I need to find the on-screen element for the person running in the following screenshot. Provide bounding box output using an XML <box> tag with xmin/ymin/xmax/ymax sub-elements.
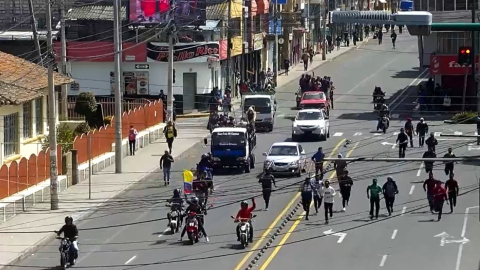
<box><xmin>422</xmin><ymin>149</ymin><xmax>436</xmax><ymax>174</ymax></box>
<box><xmin>382</xmin><ymin>176</ymin><xmax>398</xmax><ymax>216</ymax></box>
<box><xmin>443</xmin><ymin>148</ymin><xmax>456</xmax><ymax>175</ymax></box>
<box><xmin>416</xmin><ymin>118</ymin><xmax>429</xmax><ymax>147</ymax></box>
<box><xmin>396</xmin><ymin>128</ymin><xmax>409</xmax><ymax>158</ymax></box>
<box><xmin>391</xmin><ymin>30</ymin><xmax>397</xmax><ymax>49</ymax></box>
<box><xmin>259</xmin><ymin>169</ymin><xmax>276</xmax><ymax>211</ymax></box>
<box><xmin>423</xmin><ymin>172</ymin><xmax>439</xmax><ymax>213</ymax></box>
<box><xmin>163</xmin><ymin>121</ymin><xmax>178</xmax><ymax>154</ymax></box>
<box><xmin>312</xmin><ymin>175</ymin><xmax>324</xmax><ymax>214</ymax></box>
<box><xmin>311</xmin><ymin>147</ymin><xmax>325</xmax><ymax>178</ymax></box>
<box><xmin>322</xmin><ymin>180</ymin><xmax>336</xmax><ymax>224</ymax></box>
<box><xmin>367</xmin><ymin>179</ymin><xmax>382</xmax><ymax>219</ymax></box>
<box><xmin>301</xmin><ymin>177</ymin><xmax>314</xmax><ymax>220</ymax></box>
<box><xmin>338</xmin><ymin>170</ymin><xmax>353</xmax><ymax>212</ymax></box>
<box><xmin>160</xmin><ymin>150</ymin><xmax>174</xmax><ymax>186</ymax></box>
<box><xmin>404</xmin><ymin>117</ymin><xmax>414</xmax><ymax>147</ymax></box>
<box><xmin>445</xmin><ymin>173</ymin><xmax>459</xmax><ymax>213</ymax></box>
<box><xmin>433</xmin><ymin>181</ymin><xmax>448</xmax><ymax>221</ymax></box>
<box><xmin>426</xmin><ymin>133</ymin><xmax>438</xmax><ymax>152</ymax></box>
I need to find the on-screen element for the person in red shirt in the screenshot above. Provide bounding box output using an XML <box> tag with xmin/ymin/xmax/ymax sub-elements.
<box><xmin>433</xmin><ymin>182</ymin><xmax>448</xmax><ymax>221</ymax></box>
<box><xmin>235</xmin><ymin>198</ymin><xmax>256</xmax><ymax>243</ymax></box>
<box><xmin>445</xmin><ymin>173</ymin><xmax>459</xmax><ymax>213</ymax></box>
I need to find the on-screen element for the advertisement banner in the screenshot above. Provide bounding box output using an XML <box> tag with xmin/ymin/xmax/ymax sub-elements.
<box><xmin>430</xmin><ymin>55</ymin><xmax>479</xmax><ymax>75</ymax></box>
<box><xmin>183</xmin><ymin>170</ymin><xmax>194</xmax><ymax>195</ymax></box>
<box><xmin>129</xmin><ymin>0</ymin><xmax>206</xmax><ymax>26</ymax></box>
<box><xmin>147</xmin><ymin>42</ymin><xmax>220</xmax><ymax>62</ymax></box>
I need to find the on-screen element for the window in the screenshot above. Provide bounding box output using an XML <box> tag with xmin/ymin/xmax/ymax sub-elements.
<box><xmin>437</xmin><ymin>32</ymin><xmax>471</xmax><ymax>54</ymax></box>
<box><xmin>35</xmin><ymin>98</ymin><xmax>43</xmax><ymax>135</ymax></box>
<box><xmin>23</xmin><ymin>102</ymin><xmax>32</xmax><ymax>138</ymax></box>
<box><xmin>4</xmin><ymin>113</ymin><xmax>19</xmax><ymax>158</ymax></box>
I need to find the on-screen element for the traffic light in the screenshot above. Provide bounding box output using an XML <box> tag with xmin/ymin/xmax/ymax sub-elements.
<box><xmin>173</xmin><ymin>69</ymin><xmax>176</xmax><ymax>83</ymax></box>
<box><xmin>458</xmin><ymin>46</ymin><xmax>472</xmax><ymax>65</ymax></box>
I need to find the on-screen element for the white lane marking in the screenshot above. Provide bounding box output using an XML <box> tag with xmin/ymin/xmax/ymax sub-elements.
<box><xmin>434</xmin><ymin>132</ymin><xmax>442</xmax><ymax>137</ymax></box>
<box><xmin>401</xmin><ymin>206</ymin><xmax>407</xmax><ymax>216</ymax></box>
<box><xmin>335</xmin><ymin>56</ymin><xmax>401</xmax><ymax>103</ymax></box>
<box><xmin>373</xmin><ymin>133</ymin><xmax>382</xmax><ymax>136</ymax></box>
<box><xmin>409</xmin><ymin>185</ymin><xmax>415</xmax><ymax>195</ymax></box>
<box><xmin>391</xmin><ymin>229</ymin><xmax>398</xmax><ymax>240</ymax></box>
<box><xmin>125</xmin><ymin>255</ymin><xmax>137</xmax><ymax>265</ymax></box>
<box><xmin>379</xmin><ymin>255</ymin><xmax>388</xmax><ymax>267</ymax></box>
<box><xmin>393</xmin><ymin>132</ymin><xmax>399</xmax><ymax>135</ymax></box>
<box><xmin>159</xmin><ymin>227</ymin><xmax>170</xmax><ymax>237</ymax></box>
<box><xmin>416</xmin><ymin>163</ymin><xmax>423</xmax><ymax>177</ymax></box>
<box><xmin>277</xmin><ymin>114</ymin><xmax>285</xmax><ymax>118</ymax></box>
<box><xmin>455</xmin><ymin>206</ymin><xmax>480</xmax><ymax>270</ymax></box>
<box><xmin>333</xmin><ymin>132</ymin><xmax>343</xmax><ymax>136</ymax></box>
<box><xmin>353</xmin><ymin>132</ymin><xmax>362</xmax><ymax>136</ymax></box>
<box><xmin>390</xmin><ymin>69</ymin><xmax>429</xmax><ymax>111</ymax></box>
<box><xmin>454</xmin><ymin>131</ymin><xmax>463</xmax><ymax>135</ymax></box>
<box><xmin>468</xmin><ymin>145</ymin><xmax>480</xmax><ymax>151</ymax></box>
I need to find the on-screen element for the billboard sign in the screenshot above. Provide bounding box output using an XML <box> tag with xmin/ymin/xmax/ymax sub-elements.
<box><xmin>147</xmin><ymin>42</ymin><xmax>220</xmax><ymax>62</ymax></box>
<box><xmin>129</xmin><ymin>0</ymin><xmax>206</xmax><ymax>26</ymax></box>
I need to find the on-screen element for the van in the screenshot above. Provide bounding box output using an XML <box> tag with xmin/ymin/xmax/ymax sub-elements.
<box><xmin>242</xmin><ymin>94</ymin><xmax>276</xmax><ymax>132</ymax></box>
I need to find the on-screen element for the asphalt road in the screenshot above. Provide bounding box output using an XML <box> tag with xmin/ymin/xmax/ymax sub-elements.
<box><xmin>8</xmin><ymin>33</ymin><xmax>480</xmax><ymax>270</ymax></box>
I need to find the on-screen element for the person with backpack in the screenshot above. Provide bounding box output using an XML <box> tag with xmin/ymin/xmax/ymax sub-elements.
<box><xmin>128</xmin><ymin>125</ymin><xmax>138</xmax><ymax>156</ymax></box>
<box><xmin>301</xmin><ymin>177</ymin><xmax>314</xmax><ymax>221</ymax></box>
<box><xmin>163</xmin><ymin>121</ymin><xmax>178</xmax><ymax>154</ymax></box>
<box><xmin>382</xmin><ymin>177</ymin><xmax>398</xmax><ymax>216</ymax></box>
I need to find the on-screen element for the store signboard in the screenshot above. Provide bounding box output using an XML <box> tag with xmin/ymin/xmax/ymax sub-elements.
<box><xmin>110</xmin><ymin>71</ymin><xmax>150</xmax><ymax>95</ymax></box>
<box><xmin>129</xmin><ymin>0</ymin><xmax>206</xmax><ymax>26</ymax></box>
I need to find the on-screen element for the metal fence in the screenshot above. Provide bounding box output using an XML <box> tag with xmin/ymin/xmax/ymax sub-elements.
<box><xmin>67</xmin><ymin>96</ymin><xmax>151</xmax><ymax>120</ymax></box>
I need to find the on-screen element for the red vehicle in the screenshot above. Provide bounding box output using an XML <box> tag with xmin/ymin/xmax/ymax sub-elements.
<box><xmin>186</xmin><ymin>213</ymin><xmax>200</xmax><ymax>244</ymax></box>
<box><xmin>298</xmin><ymin>91</ymin><xmax>330</xmax><ymax>115</ymax></box>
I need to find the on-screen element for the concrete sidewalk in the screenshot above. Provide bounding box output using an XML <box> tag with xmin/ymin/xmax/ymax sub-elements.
<box><xmin>0</xmin><ymin>126</ymin><xmax>207</xmax><ymax>269</ymax></box>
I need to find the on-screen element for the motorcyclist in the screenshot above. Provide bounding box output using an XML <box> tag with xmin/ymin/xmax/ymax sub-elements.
<box><xmin>235</xmin><ymin>198</ymin><xmax>256</xmax><ymax>243</ymax></box>
<box><xmin>181</xmin><ymin>197</ymin><xmax>209</xmax><ymax>242</ymax></box>
<box><xmin>422</xmin><ymin>149</ymin><xmax>436</xmax><ymax>174</ymax></box>
<box><xmin>396</xmin><ymin>128</ymin><xmax>409</xmax><ymax>158</ymax></box>
<box><xmin>246</xmin><ymin>106</ymin><xmax>256</xmax><ymax>124</ymax></box>
<box><xmin>198</xmin><ymin>153</ymin><xmax>213</xmax><ymax>180</ymax></box>
<box><xmin>56</xmin><ymin>216</ymin><xmax>79</xmax><ymax>262</ymax></box>
<box><xmin>377</xmin><ymin>104</ymin><xmax>390</xmax><ymax>132</ymax></box>
<box><xmin>426</xmin><ymin>132</ymin><xmax>438</xmax><ymax>152</ymax></box>
<box><xmin>373</xmin><ymin>86</ymin><xmax>385</xmax><ymax>101</ymax></box>
<box><xmin>416</xmin><ymin>118</ymin><xmax>429</xmax><ymax>147</ymax></box>
<box><xmin>404</xmin><ymin>117</ymin><xmax>414</xmax><ymax>147</ymax></box>
<box><xmin>380</xmin><ymin>103</ymin><xmax>390</xmax><ymax>118</ymax></box>
<box><xmin>167</xmin><ymin>189</ymin><xmax>184</xmax><ymax>224</ymax></box>
<box><xmin>311</xmin><ymin>147</ymin><xmax>325</xmax><ymax>178</ymax></box>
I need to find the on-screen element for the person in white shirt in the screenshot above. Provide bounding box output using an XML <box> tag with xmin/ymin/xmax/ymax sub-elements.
<box><xmin>322</xmin><ymin>180</ymin><xmax>336</xmax><ymax>224</ymax></box>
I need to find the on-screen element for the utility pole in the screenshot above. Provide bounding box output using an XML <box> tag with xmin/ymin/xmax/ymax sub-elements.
<box><xmin>273</xmin><ymin>0</ymin><xmax>278</xmax><ymax>85</ymax></box>
<box><xmin>472</xmin><ymin>2</ymin><xmax>478</xmax><ymax>112</ymax></box>
<box><xmin>226</xmin><ymin>0</ymin><xmax>232</xmax><ymax>89</ymax></box>
<box><xmin>241</xmin><ymin>3</ymin><xmax>246</xmax><ymax>82</ymax></box>
<box><xmin>46</xmin><ymin>0</ymin><xmax>59</xmax><ymax>210</ymax></box>
<box><xmin>113</xmin><ymin>0</ymin><xmax>123</xmax><ymax>173</ymax></box>
<box><xmin>167</xmin><ymin>0</ymin><xmax>176</xmax><ymax>121</ymax></box>
<box><xmin>60</xmin><ymin>0</ymin><xmax>68</xmax><ymax>120</ymax></box>
<box><xmin>28</xmin><ymin>0</ymin><xmax>43</xmax><ymax>66</ymax></box>
<box><xmin>321</xmin><ymin>0</ymin><xmax>327</xmax><ymax>60</ymax></box>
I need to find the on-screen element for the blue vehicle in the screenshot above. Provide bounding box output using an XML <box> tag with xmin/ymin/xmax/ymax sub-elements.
<box><xmin>208</xmin><ymin>127</ymin><xmax>256</xmax><ymax>173</ymax></box>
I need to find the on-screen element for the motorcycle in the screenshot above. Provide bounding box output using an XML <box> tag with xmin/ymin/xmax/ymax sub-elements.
<box><xmin>231</xmin><ymin>215</ymin><xmax>256</xmax><ymax>249</ymax></box>
<box><xmin>378</xmin><ymin>116</ymin><xmax>389</xmax><ymax>133</ymax></box>
<box><xmin>57</xmin><ymin>237</ymin><xmax>77</xmax><ymax>270</ymax></box>
<box><xmin>186</xmin><ymin>213</ymin><xmax>203</xmax><ymax>245</ymax></box>
<box><xmin>168</xmin><ymin>204</ymin><xmax>182</xmax><ymax>233</ymax></box>
<box><xmin>373</xmin><ymin>95</ymin><xmax>385</xmax><ymax>110</ymax></box>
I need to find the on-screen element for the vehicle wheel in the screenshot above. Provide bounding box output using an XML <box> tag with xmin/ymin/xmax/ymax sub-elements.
<box><xmin>60</xmin><ymin>253</ymin><xmax>67</xmax><ymax>270</ymax></box>
<box><xmin>188</xmin><ymin>233</ymin><xmax>194</xmax><ymax>245</ymax></box>
<box><xmin>170</xmin><ymin>224</ymin><xmax>176</xmax><ymax>233</ymax></box>
<box><xmin>296</xmin><ymin>167</ymin><xmax>302</xmax><ymax>177</ymax></box>
<box><xmin>327</xmin><ymin>128</ymin><xmax>330</xmax><ymax>138</ymax></box>
<box><xmin>240</xmin><ymin>234</ymin><xmax>247</xmax><ymax>249</ymax></box>
<box><xmin>292</xmin><ymin>134</ymin><xmax>298</xmax><ymax>142</ymax></box>
<box><xmin>245</xmin><ymin>159</ymin><xmax>251</xmax><ymax>173</ymax></box>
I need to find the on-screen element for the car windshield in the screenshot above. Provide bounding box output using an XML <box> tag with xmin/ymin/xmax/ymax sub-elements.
<box><xmin>244</xmin><ymin>98</ymin><xmax>271</xmax><ymax>114</ymax></box>
<box><xmin>269</xmin><ymin>145</ymin><xmax>298</xmax><ymax>156</ymax></box>
<box><xmin>302</xmin><ymin>92</ymin><xmax>325</xmax><ymax>100</ymax></box>
<box><xmin>296</xmin><ymin>111</ymin><xmax>323</xmax><ymax>121</ymax></box>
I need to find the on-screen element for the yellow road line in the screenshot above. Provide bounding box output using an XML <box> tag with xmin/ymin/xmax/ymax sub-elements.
<box><xmin>258</xmin><ymin>141</ymin><xmax>358</xmax><ymax>270</ymax></box>
<box><xmin>232</xmin><ymin>139</ymin><xmax>345</xmax><ymax>270</ymax></box>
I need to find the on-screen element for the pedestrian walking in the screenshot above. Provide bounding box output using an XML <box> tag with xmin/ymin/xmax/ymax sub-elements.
<box><xmin>284</xmin><ymin>58</ymin><xmax>290</xmax><ymax>76</ymax></box>
<box><xmin>160</xmin><ymin>150</ymin><xmax>174</xmax><ymax>186</ymax></box>
<box><xmin>367</xmin><ymin>178</ymin><xmax>382</xmax><ymax>219</ymax></box>
<box><xmin>382</xmin><ymin>176</ymin><xmax>398</xmax><ymax>216</ymax></box>
<box><xmin>128</xmin><ymin>125</ymin><xmax>138</xmax><ymax>156</ymax></box>
<box><xmin>433</xmin><ymin>181</ymin><xmax>448</xmax><ymax>221</ymax></box>
<box><xmin>396</xmin><ymin>128</ymin><xmax>408</xmax><ymax>158</ymax></box>
<box><xmin>422</xmin><ymin>149</ymin><xmax>436</xmax><ymax>174</ymax></box>
<box><xmin>163</xmin><ymin>121</ymin><xmax>177</xmax><ymax>154</ymax></box>
<box><xmin>322</xmin><ymin>180</ymin><xmax>335</xmax><ymax>224</ymax></box>
<box><xmin>301</xmin><ymin>177</ymin><xmax>314</xmax><ymax>220</ymax></box>
<box><xmin>445</xmin><ymin>173</ymin><xmax>459</xmax><ymax>213</ymax></box>
<box><xmin>443</xmin><ymin>148</ymin><xmax>456</xmax><ymax>175</ymax></box>
<box><xmin>416</xmin><ymin>118</ymin><xmax>428</xmax><ymax>147</ymax></box>
<box><xmin>311</xmin><ymin>147</ymin><xmax>325</xmax><ymax>178</ymax></box>
<box><xmin>302</xmin><ymin>52</ymin><xmax>309</xmax><ymax>71</ymax></box>
<box><xmin>312</xmin><ymin>175</ymin><xmax>323</xmax><ymax>214</ymax></box>
<box><xmin>404</xmin><ymin>118</ymin><xmax>414</xmax><ymax>147</ymax></box>
<box><xmin>423</xmin><ymin>172</ymin><xmax>438</xmax><ymax>213</ymax></box>
<box><xmin>338</xmin><ymin>170</ymin><xmax>353</xmax><ymax>212</ymax></box>
<box><xmin>259</xmin><ymin>169</ymin><xmax>276</xmax><ymax>211</ymax></box>
<box><xmin>391</xmin><ymin>31</ymin><xmax>397</xmax><ymax>49</ymax></box>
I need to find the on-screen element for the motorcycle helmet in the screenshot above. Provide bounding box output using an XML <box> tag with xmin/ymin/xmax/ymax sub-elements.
<box><xmin>201</xmin><ymin>153</ymin><xmax>208</xmax><ymax>159</ymax></box>
<box><xmin>65</xmin><ymin>216</ymin><xmax>73</xmax><ymax>224</ymax></box>
<box><xmin>191</xmin><ymin>197</ymin><xmax>199</xmax><ymax>204</ymax></box>
<box><xmin>240</xmin><ymin>201</ymin><xmax>248</xmax><ymax>208</ymax></box>
<box><xmin>173</xmin><ymin>188</ymin><xmax>181</xmax><ymax>197</ymax></box>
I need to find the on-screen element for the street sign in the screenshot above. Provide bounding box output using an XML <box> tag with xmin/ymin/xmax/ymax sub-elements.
<box><xmin>135</xmin><ymin>64</ymin><xmax>149</xmax><ymax>69</ymax></box>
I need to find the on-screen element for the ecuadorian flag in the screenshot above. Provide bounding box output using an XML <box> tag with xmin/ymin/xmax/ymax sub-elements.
<box><xmin>183</xmin><ymin>170</ymin><xmax>194</xmax><ymax>194</ymax></box>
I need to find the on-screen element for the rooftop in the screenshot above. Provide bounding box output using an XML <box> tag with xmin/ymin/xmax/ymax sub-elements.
<box><xmin>0</xmin><ymin>52</ymin><xmax>73</xmax><ymax>105</ymax></box>
<box><xmin>65</xmin><ymin>5</ymin><xmax>127</xmax><ymax>21</ymax></box>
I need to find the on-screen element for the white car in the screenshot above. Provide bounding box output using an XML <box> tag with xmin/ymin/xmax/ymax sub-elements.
<box><xmin>263</xmin><ymin>142</ymin><xmax>307</xmax><ymax>176</ymax></box>
<box><xmin>291</xmin><ymin>109</ymin><xmax>330</xmax><ymax>141</ymax></box>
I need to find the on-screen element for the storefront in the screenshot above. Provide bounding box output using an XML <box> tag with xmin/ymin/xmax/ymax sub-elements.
<box><xmin>430</xmin><ymin>54</ymin><xmax>479</xmax><ymax>106</ymax></box>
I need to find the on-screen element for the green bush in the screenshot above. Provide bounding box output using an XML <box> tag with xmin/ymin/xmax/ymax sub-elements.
<box><xmin>74</xmin><ymin>92</ymin><xmax>97</xmax><ymax>117</ymax></box>
<box><xmin>42</xmin><ymin>123</ymin><xmax>74</xmax><ymax>154</ymax></box>
<box><xmin>104</xmin><ymin>116</ymin><xmax>112</xmax><ymax>126</ymax></box>
<box><xmin>451</xmin><ymin>111</ymin><xmax>477</xmax><ymax>124</ymax></box>
<box><xmin>74</xmin><ymin>122</ymin><xmax>91</xmax><ymax>136</ymax></box>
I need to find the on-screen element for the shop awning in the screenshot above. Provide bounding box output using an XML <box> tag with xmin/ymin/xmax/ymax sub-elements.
<box><xmin>206</xmin><ymin>2</ymin><xmax>228</xmax><ymax>20</ymax></box>
<box><xmin>256</xmin><ymin>0</ymin><xmax>269</xmax><ymax>14</ymax></box>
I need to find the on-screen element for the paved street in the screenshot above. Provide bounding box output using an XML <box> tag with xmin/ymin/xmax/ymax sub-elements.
<box><xmin>4</xmin><ymin>33</ymin><xmax>479</xmax><ymax>270</ymax></box>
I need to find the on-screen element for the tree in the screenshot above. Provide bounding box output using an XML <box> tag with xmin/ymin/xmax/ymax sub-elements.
<box><xmin>74</xmin><ymin>92</ymin><xmax>97</xmax><ymax>126</ymax></box>
<box><xmin>42</xmin><ymin>123</ymin><xmax>74</xmax><ymax>154</ymax></box>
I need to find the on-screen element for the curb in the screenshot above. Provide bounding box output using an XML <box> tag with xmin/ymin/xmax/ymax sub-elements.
<box><xmin>244</xmin><ymin>199</ymin><xmax>303</xmax><ymax>270</ymax></box>
<box><xmin>1</xmin><ymin>133</ymin><xmax>212</xmax><ymax>270</ymax></box>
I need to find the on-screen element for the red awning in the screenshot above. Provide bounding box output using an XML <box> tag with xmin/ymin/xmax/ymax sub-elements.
<box><xmin>256</xmin><ymin>0</ymin><xmax>269</xmax><ymax>14</ymax></box>
<box><xmin>250</xmin><ymin>0</ymin><xmax>257</xmax><ymax>17</ymax></box>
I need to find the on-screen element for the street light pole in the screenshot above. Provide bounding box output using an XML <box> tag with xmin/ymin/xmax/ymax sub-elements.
<box><xmin>167</xmin><ymin>0</ymin><xmax>176</xmax><ymax>122</ymax></box>
<box><xmin>273</xmin><ymin>0</ymin><xmax>278</xmax><ymax>85</ymax></box>
<box><xmin>113</xmin><ymin>0</ymin><xmax>123</xmax><ymax>173</ymax></box>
